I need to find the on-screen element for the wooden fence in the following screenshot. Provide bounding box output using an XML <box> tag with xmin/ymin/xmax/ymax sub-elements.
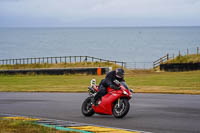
<box><xmin>0</xmin><ymin>56</ymin><xmax>126</xmax><ymax>68</ymax></box>
<box><xmin>153</xmin><ymin>47</ymin><xmax>199</xmax><ymax>69</ymax></box>
<box><xmin>153</xmin><ymin>54</ymin><xmax>170</xmax><ymax>68</ymax></box>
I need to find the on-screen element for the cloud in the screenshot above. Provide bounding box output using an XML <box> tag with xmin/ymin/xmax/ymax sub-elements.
<box><xmin>0</xmin><ymin>0</ymin><xmax>200</xmax><ymax>26</ymax></box>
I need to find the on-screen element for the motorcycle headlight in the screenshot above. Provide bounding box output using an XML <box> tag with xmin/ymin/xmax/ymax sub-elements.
<box><xmin>123</xmin><ymin>90</ymin><xmax>128</xmax><ymax>95</ymax></box>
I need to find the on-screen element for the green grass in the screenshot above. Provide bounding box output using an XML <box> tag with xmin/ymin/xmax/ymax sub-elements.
<box><xmin>165</xmin><ymin>54</ymin><xmax>200</xmax><ymax>64</ymax></box>
<box><xmin>0</xmin><ymin>74</ymin><xmax>104</xmax><ymax>92</ymax></box>
<box><xmin>0</xmin><ymin>70</ymin><xmax>200</xmax><ymax>94</ymax></box>
<box><xmin>0</xmin><ymin>119</ymin><xmax>76</xmax><ymax>133</ymax></box>
<box><xmin>126</xmin><ymin>70</ymin><xmax>200</xmax><ymax>94</ymax></box>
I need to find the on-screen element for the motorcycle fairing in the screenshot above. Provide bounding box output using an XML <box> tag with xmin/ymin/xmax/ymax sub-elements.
<box><xmin>92</xmin><ymin>88</ymin><xmax>122</xmax><ymax>115</ymax></box>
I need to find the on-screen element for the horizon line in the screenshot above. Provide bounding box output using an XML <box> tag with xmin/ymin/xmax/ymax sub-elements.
<box><xmin>0</xmin><ymin>25</ymin><xmax>200</xmax><ymax>28</ymax></box>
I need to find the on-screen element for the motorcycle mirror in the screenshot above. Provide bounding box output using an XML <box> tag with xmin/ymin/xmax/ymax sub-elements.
<box><xmin>130</xmin><ymin>89</ymin><xmax>134</xmax><ymax>93</ymax></box>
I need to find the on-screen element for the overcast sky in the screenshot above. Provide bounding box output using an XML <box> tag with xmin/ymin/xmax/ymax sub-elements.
<box><xmin>0</xmin><ymin>0</ymin><xmax>200</xmax><ymax>27</ymax></box>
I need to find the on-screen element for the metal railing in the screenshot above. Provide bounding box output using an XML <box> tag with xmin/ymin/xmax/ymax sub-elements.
<box><xmin>126</xmin><ymin>62</ymin><xmax>153</xmax><ymax>69</ymax></box>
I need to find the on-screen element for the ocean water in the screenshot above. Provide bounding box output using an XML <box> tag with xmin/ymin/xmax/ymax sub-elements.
<box><xmin>0</xmin><ymin>27</ymin><xmax>200</xmax><ymax>68</ymax></box>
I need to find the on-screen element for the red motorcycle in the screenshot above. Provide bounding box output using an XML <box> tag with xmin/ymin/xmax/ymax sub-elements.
<box><xmin>81</xmin><ymin>79</ymin><xmax>133</xmax><ymax>118</ymax></box>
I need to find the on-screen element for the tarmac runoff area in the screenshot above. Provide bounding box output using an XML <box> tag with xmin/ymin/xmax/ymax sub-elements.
<box><xmin>0</xmin><ymin>93</ymin><xmax>200</xmax><ymax>133</ymax></box>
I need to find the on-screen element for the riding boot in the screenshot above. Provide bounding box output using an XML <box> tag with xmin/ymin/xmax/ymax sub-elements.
<box><xmin>93</xmin><ymin>93</ymin><xmax>101</xmax><ymax>106</ymax></box>
<box><xmin>93</xmin><ymin>85</ymin><xmax>106</xmax><ymax>106</ymax></box>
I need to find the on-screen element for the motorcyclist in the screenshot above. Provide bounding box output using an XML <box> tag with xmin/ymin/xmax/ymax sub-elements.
<box><xmin>93</xmin><ymin>68</ymin><xmax>125</xmax><ymax>106</ymax></box>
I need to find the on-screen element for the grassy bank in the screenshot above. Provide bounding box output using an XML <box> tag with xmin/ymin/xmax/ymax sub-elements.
<box><xmin>0</xmin><ymin>62</ymin><xmax>120</xmax><ymax>70</ymax></box>
<box><xmin>0</xmin><ymin>70</ymin><xmax>200</xmax><ymax>94</ymax></box>
<box><xmin>0</xmin><ymin>119</ymin><xmax>75</xmax><ymax>133</ymax></box>
<box><xmin>166</xmin><ymin>54</ymin><xmax>200</xmax><ymax>64</ymax></box>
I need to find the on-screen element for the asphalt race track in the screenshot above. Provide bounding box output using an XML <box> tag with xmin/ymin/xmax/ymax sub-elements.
<box><xmin>0</xmin><ymin>92</ymin><xmax>200</xmax><ymax>133</ymax></box>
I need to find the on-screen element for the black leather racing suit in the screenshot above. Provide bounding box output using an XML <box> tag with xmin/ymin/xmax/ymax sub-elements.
<box><xmin>94</xmin><ymin>70</ymin><xmax>125</xmax><ymax>102</ymax></box>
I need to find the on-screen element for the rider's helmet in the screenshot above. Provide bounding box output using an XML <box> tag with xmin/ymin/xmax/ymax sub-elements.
<box><xmin>115</xmin><ymin>68</ymin><xmax>125</xmax><ymax>79</ymax></box>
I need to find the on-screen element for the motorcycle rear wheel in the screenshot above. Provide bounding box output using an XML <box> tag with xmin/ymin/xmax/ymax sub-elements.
<box><xmin>113</xmin><ymin>98</ymin><xmax>130</xmax><ymax>118</ymax></box>
<box><xmin>81</xmin><ymin>97</ymin><xmax>95</xmax><ymax>117</ymax></box>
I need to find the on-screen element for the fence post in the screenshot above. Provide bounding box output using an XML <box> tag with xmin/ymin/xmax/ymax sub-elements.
<box><xmin>153</xmin><ymin>62</ymin><xmax>155</xmax><ymax>69</ymax></box>
<box><xmin>160</xmin><ymin>58</ymin><xmax>162</xmax><ymax>64</ymax></box>
<box><xmin>55</xmin><ymin>57</ymin><xmax>57</xmax><ymax>64</ymax></box>
<box><xmin>197</xmin><ymin>47</ymin><xmax>199</xmax><ymax>55</ymax></box>
<box><xmin>75</xmin><ymin>56</ymin><xmax>76</xmax><ymax>63</ymax></box>
<box><xmin>167</xmin><ymin>53</ymin><xmax>169</xmax><ymax>60</ymax></box>
<box><xmin>50</xmin><ymin>57</ymin><xmax>52</xmax><ymax>64</ymax></box>
<box><xmin>70</xmin><ymin>56</ymin><xmax>71</xmax><ymax>63</ymax></box>
<box><xmin>64</xmin><ymin>56</ymin><xmax>66</xmax><ymax>64</ymax></box>
<box><xmin>179</xmin><ymin>51</ymin><xmax>181</xmax><ymax>56</ymax></box>
<box><xmin>187</xmin><ymin>48</ymin><xmax>189</xmax><ymax>55</ymax></box>
<box><xmin>84</xmin><ymin>56</ymin><xmax>87</xmax><ymax>62</ymax></box>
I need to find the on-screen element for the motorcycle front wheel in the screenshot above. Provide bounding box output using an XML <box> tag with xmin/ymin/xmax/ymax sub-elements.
<box><xmin>113</xmin><ymin>98</ymin><xmax>130</xmax><ymax>118</ymax></box>
<box><xmin>81</xmin><ymin>97</ymin><xmax>95</xmax><ymax>117</ymax></box>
